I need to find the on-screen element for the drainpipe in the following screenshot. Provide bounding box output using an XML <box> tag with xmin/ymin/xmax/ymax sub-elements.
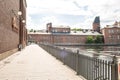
<box><xmin>18</xmin><ymin>0</ymin><xmax>23</xmax><ymax>51</ymax></box>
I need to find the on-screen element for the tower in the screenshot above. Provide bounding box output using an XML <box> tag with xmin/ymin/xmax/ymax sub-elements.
<box><xmin>93</xmin><ymin>16</ymin><xmax>100</xmax><ymax>33</ymax></box>
<box><xmin>46</xmin><ymin>23</ymin><xmax>52</xmax><ymax>32</ymax></box>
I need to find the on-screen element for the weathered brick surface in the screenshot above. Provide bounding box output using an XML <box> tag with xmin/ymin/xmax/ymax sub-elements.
<box><xmin>102</xmin><ymin>27</ymin><xmax>120</xmax><ymax>44</ymax></box>
<box><xmin>0</xmin><ymin>0</ymin><xmax>20</xmax><ymax>53</ymax></box>
<box><xmin>28</xmin><ymin>33</ymin><xmax>95</xmax><ymax>44</ymax></box>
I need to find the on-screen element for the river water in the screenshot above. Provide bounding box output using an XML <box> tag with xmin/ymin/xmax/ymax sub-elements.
<box><xmin>58</xmin><ymin>45</ymin><xmax>120</xmax><ymax>61</ymax></box>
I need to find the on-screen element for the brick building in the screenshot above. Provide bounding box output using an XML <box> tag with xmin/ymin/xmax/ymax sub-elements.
<box><xmin>102</xmin><ymin>22</ymin><xmax>120</xmax><ymax>44</ymax></box>
<box><xmin>46</xmin><ymin>23</ymin><xmax>70</xmax><ymax>33</ymax></box>
<box><xmin>28</xmin><ymin>24</ymin><xmax>102</xmax><ymax>45</ymax></box>
<box><xmin>93</xmin><ymin>16</ymin><xmax>101</xmax><ymax>33</ymax></box>
<box><xmin>0</xmin><ymin>0</ymin><xmax>27</xmax><ymax>60</ymax></box>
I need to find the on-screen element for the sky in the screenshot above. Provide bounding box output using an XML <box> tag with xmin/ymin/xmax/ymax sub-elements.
<box><xmin>26</xmin><ymin>0</ymin><xmax>120</xmax><ymax>30</ymax></box>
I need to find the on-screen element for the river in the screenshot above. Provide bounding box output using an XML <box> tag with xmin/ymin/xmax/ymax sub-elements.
<box><xmin>57</xmin><ymin>45</ymin><xmax>120</xmax><ymax>61</ymax></box>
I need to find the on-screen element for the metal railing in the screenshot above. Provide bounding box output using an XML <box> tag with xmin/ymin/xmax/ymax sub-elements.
<box><xmin>39</xmin><ymin>44</ymin><xmax>119</xmax><ymax>80</ymax></box>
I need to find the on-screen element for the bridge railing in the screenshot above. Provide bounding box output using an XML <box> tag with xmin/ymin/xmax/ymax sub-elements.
<box><xmin>39</xmin><ymin>44</ymin><xmax>120</xmax><ymax>80</ymax></box>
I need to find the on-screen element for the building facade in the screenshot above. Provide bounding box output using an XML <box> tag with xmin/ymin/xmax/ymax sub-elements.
<box><xmin>46</xmin><ymin>23</ymin><xmax>70</xmax><ymax>33</ymax></box>
<box><xmin>28</xmin><ymin>23</ymin><xmax>102</xmax><ymax>45</ymax></box>
<box><xmin>0</xmin><ymin>0</ymin><xmax>27</xmax><ymax>60</ymax></box>
<box><xmin>28</xmin><ymin>31</ymin><xmax>102</xmax><ymax>45</ymax></box>
<box><xmin>102</xmin><ymin>24</ymin><xmax>120</xmax><ymax>44</ymax></box>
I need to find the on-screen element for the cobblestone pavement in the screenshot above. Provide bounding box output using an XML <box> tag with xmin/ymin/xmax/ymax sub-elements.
<box><xmin>0</xmin><ymin>44</ymin><xmax>85</xmax><ymax>80</ymax></box>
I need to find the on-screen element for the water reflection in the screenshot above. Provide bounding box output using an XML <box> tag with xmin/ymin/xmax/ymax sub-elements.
<box><xmin>58</xmin><ymin>45</ymin><xmax>120</xmax><ymax>61</ymax></box>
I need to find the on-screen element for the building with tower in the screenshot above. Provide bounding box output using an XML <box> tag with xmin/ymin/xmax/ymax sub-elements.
<box><xmin>102</xmin><ymin>21</ymin><xmax>120</xmax><ymax>44</ymax></box>
<box><xmin>93</xmin><ymin>16</ymin><xmax>101</xmax><ymax>33</ymax></box>
<box><xmin>46</xmin><ymin>23</ymin><xmax>70</xmax><ymax>33</ymax></box>
<box><xmin>28</xmin><ymin>23</ymin><xmax>102</xmax><ymax>45</ymax></box>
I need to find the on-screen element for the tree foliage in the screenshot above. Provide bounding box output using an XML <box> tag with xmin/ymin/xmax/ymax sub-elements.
<box><xmin>86</xmin><ymin>35</ymin><xmax>103</xmax><ymax>44</ymax></box>
<box><xmin>86</xmin><ymin>36</ymin><xmax>94</xmax><ymax>43</ymax></box>
<box><xmin>71</xmin><ymin>28</ymin><xmax>82</xmax><ymax>32</ymax></box>
<box><xmin>94</xmin><ymin>35</ymin><xmax>103</xmax><ymax>43</ymax></box>
<box><xmin>29</xmin><ymin>29</ymin><xmax>34</xmax><ymax>32</ymax></box>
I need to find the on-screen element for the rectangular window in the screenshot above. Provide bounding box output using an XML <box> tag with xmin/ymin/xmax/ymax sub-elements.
<box><xmin>108</xmin><ymin>30</ymin><xmax>111</xmax><ymax>33</ymax></box>
<box><xmin>111</xmin><ymin>30</ymin><xmax>114</xmax><ymax>33</ymax></box>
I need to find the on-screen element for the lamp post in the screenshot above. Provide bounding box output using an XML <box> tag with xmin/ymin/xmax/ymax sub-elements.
<box><xmin>11</xmin><ymin>0</ymin><xmax>26</xmax><ymax>51</ymax></box>
<box><xmin>19</xmin><ymin>12</ymin><xmax>26</xmax><ymax>51</ymax></box>
<box><xmin>12</xmin><ymin>9</ymin><xmax>25</xmax><ymax>51</ymax></box>
<box><xmin>18</xmin><ymin>0</ymin><xmax>27</xmax><ymax>50</ymax></box>
<box><xmin>11</xmin><ymin>9</ymin><xmax>25</xmax><ymax>50</ymax></box>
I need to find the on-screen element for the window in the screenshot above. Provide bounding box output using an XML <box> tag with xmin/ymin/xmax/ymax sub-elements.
<box><xmin>109</xmin><ymin>29</ymin><xmax>114</xmax><ymax>33</ymax></box>
<box><xmin>118</xmin><ymin>35</ymin><xmax>120</xmax><ymax>39</ymax></box>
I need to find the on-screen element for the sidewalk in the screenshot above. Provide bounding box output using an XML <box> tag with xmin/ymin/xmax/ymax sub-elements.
<box><xmin>0</xmin><ymin>44</ymin><xmax>85</xmax><ymax>80</ymax></box>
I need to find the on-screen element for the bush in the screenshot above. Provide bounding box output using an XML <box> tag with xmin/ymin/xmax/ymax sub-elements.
<box><xmin>86</xmin><ymin>35</ymin><xmax>103</xmax><ymax>44</ymax></box>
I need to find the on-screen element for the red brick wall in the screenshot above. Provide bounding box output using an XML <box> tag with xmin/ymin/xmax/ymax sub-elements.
<box><xmin>28</xmin><ymin>33</ymin><xmax>90</xmax><ymax>44</ymax></box>
<box><xmin>93</xmin><ymin>23</ymin><xmax>100</xmax><ymax>32</ymax></box>
<box><xmin>53</xmin><ymin>35</ymin><xmax>86</xmax><ymax>44</ymax></box>
<box><xmin>102</xmin><ymin>27</ymin><xmax>120</xmax><ymax>44</ymax></box>
<box><xmin>0</xmin><ymin>0</ymin><xmax>20</xmax><ymax>53</ymax></box>
<box><xmin>28</xmin><ymin>34</ymin><xmax>52</xmax><ymax>44</ymax></box>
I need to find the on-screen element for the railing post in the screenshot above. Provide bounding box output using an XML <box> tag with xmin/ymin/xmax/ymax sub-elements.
<box><xmin>76</xmin><ymin>50</ymin><xmax>79</xmax><ymax>75</ymax></box>
<box><xmin>111</xmin><ymin>56</ymin><xmax>118</xmax><ymax>80</ymax></box>
<box><xmin>62</xmin><ymin>48</ymin><xmax>65</xmax><ymax>65</ymax></box>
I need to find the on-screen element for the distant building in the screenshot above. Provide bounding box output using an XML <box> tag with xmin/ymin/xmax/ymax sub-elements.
<box><xmin>28</xmin><ymin>31</ymin><xmax>102</xmax><ymax>45</ymax></box>
<box><xmin>28</xmin><ymin>23</ymin><xmax>102</xmax><ymax>45</ymax></box>
<box><xmin>102</xmin><ymin>21</ymin><xmax>120</xmax><ymax>44</ymax></box>
<box><xmin>0</xmin><ymin>0</ymin><xmax>27</xmax><ymax>60</ymax></box>
<box><xmin>93</xmin><ymin>16</ymin><xmax>101</xmax><ymax>33</ymax></box>
<box><xmin>46</xmin><ymin>23</ymin><xmax>70</xmax><ymax>33</ymax></box>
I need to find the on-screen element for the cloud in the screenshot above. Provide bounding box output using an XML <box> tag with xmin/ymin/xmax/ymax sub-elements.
<box><xmin>27</xmin><ymin>0</ymin><xmax>92</xmax><ymax>16</ymax></box>
<box><xmin>26</xmin><ymin>15</ymin><xmax>40</xmax><ymax>30</ymax></box>
<box><xmin>26</xmin><ymin>0</ymin><xmax>120</xmax><ymax>29</ymax></box>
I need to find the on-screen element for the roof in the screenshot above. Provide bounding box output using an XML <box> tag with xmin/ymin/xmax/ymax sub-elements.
<box><xmin>52</xmin><ymin>25</ymin><xmax>70</xmax><ymax>28</ymax></box>
<box><xmin>93</xmin><ymin>16</ymin><xmax>100</xmax><ymax>23</ymax></box>
<box><xmin>28</xmin><ymin>31</ymin><xmax>103</xmax><ymax>36</ymax></box>
<box><xmin>103</xmin><ymin>26</ymin><xmax>120</xmax><ymax>29</ymax></box>
<box><xmin>52</xmin><ymin>31</ymin><xmax>102</xmax><ymax>36</ymax></box>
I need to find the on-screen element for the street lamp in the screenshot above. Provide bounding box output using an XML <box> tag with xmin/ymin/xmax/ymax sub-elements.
<box><xmin>22</xmin><ymin>19</ymin><xmax>25</xmax><ymax>23</ymax></box>
<box><xmin>11</xmin><ymin>9</ymin><xmax>26</xmax><ymax>51</ymax></box>
<box><xmin>11</xmin><ymin>9</ymin><xmax>25</xmax><ymax>22</ymax></box>
<box><xmin>17</xmin><ymin>11</ymin><xmax>22</xmax><ymax>16</ymax></box>
<box><xmin>17</xmin><ymin>11</ymin><xmax>26</xmax><ymax>24</ymax></box>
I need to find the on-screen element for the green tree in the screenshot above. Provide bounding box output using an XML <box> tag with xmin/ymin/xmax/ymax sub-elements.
<box><xmin>29</xmin><ymin>29</ymin><xmax>34</xmax><ymax>32</ymax></box>
<box><xmin>71</xmin><ymin>28</ymin><xmax>82</xmax><ymax>33</ymax></box>
<box><xmin>86</xmin><ymin>36</ymin><xmax>94</xmax><ymax>44</ymax></box>
<box><xmin>86</xmin><ymin>35</ymin><xmax>103</xmax><ymax>44</ymax></box>
<box><xmin>34</xmin><ymin>30</ymin><xmax>36</xmax><ymax>33</ymax></box>
<box><xmin>94</xmin><ymin>35</ymin><xmax>103</xmax><ymax>43</ymax></box>
<box><xmin>76</xmin><ymin>28</ymin><xmax>82</xmax><ymax>31</ymax></box>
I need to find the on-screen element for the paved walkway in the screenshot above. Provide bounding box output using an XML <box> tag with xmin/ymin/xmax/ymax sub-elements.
<box><xmin>0</xmin><ymin>44</ymin><xmax>85</xmax><ymax>80</ymax></box>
